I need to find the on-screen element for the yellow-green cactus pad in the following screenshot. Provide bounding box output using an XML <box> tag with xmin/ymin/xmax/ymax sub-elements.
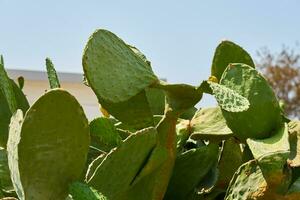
<box><xmin>225</xmin><ymin>160</ymin><xmax>268</xmax><ymax>200</ymax></box>
<box><xmin>220</xmin><ymin>63</ymin><xmax>281</xmax><ymax>140</ymax></box>
<box><xmin>7</xmin><ymin>89</ymin><xmax>90</xmax><ymax>200</ymax></box>
<box><xmin>247</xmin><ymin>123</ymin><xmax>289</xmax><ymax>160</ymax></box>
<box><xmin>82</xmin><ymin>29</ymin><xmax>158</xmax><ymax>103</ymax></box>
<box><xmin>190</xmin><ymin>107</ymin><xmax>233</xmax><ymax>142</ymax></box>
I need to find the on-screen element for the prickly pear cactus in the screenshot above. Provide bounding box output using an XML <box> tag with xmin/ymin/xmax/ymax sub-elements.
<box><xmin>1</xmin><ymin>28</ymin><xmax>298</xmax><ymax>200</ymax></box>
<box><xmin>7</xmin><ymin>89</ymin><xmax>90</xmax><ymax>200</ymax></box>
<box><xmin>220</xmin><ymin>63</ymin><xmax>282</xmax><ymax>140</ymax></box>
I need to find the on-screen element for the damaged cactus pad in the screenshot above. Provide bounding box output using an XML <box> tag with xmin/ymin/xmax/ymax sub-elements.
<box><xmin>0</xmin><ymin>29</ymin><xmax>298</xmax><ymax>200</ymax></box>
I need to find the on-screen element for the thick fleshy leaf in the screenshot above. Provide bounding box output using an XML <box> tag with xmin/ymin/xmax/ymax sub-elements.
<box><xmin>7</xmin><ymin>89</ymin><xmax>90</xmax><ymax>200</ymax></box>
<box><xmin>175</xmin><ymin>119</ymin><xmax>190</xmax><ymax>153</ymax></box>
<box><xmin>211</xmin><ymin>40</ymin><xmax>254</xmax><ymax>81</ymax></box>
<box><xmin>247</xmin><ymin>123</ymin><xmax>289</xmax><ymax>159</ymax></box>
<box><xmin>45</xmin><ymin>58</ymin><xmax>60</xmax><ymax>89</ymax></box>
<box><xmin>190</xmin><ymin>107</ymin><xmax>233</xmax><ymax>142</ymax></box>
<box><xmin>155</xmin><ymin>82</ymin><xmax>203</xmax><ymax>112</ymax></box>
<box><xmin>225</xmin><ymin>160</ymin><xmax>268</xmax><ymax>200</ymax></box>
<box><xmin>69</xmin><ymin>182</ymin><xmax>107</xmax><ymax>200</ymax></box>
<box><xmin>0</xmin><ymin>80</ymin><xmax>29</xmax><ymax>148</ymax></box>
<box><xmin>164</xmin><ymin>144</ymin><xmax>219</xmax><ymax>200</ymax></box>
<box><xmin>87</xmin><ymin>128</ymin><xmax>157</xmax><ymax>199</ymax></box>
<box><xmin>179</xmin><ymin>107</ymin><xmax>197</xmax><ymax>120</ymax></box>
<box><xmin>257</xmin><ymin>152</ymin><xmax>292</xmax><ymax>194</ymax></box>
<box><xmin>100</xmin><ymin>90</ymin><xmax>154</xmax><ymax>130</ymax></box>
<box><xmin>125</xmin><ymin>111</ymin><xmax>178</xmax><ymax>200</ymax></box>
<box><xmin>288</xmin><ymin>121</ymin><xmax>300</xmax><ymax>167</ymax></box>
<box><xmin>145</xmin><ymin>87</ymin><xmax>165</xmax><ymax>115</ymax></box>
<box><xmin>217</xmin><ymin>138</ymin><xmax>243</xmax><ymax>188</ymax></box>
<box><xmin>82</xmin><ymin>29</ymin><xmax>158</xmax><ymax>103</ymax></box>
<box><xmin>0</xmin><ymin>56</ymin><xmax>17</xmax><ymax>113</ymax></box>
<box><xmin>220</xmin><ymin>63</ymin><xmax>282</xmax><ymax>140</ymax></box>
<box><xmin>0</xmin><ymin>148</ymin><xmax>14</xmax><ymax>195</ymax></box>
<box><xmin>208</xmin><ymin>81</ymin><xmax>249</xmax><ymax>112</ymax></box>
<box><xmin>89</xmin><ymin>117</ymin><xmax>122</xmax><ymax>152</ymax></box>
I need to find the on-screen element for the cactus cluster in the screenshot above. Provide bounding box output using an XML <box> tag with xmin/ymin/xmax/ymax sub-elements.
<box><xmin>0</xmin><ymin>29</ymin><xmax>300</xmax><ymax>200</ymax></box>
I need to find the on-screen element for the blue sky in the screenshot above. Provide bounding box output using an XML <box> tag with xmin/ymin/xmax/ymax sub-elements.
<box><xmin>1</xmin><ymin>0</ymin><xmax>299</xmax><ymax>87</ymax></box>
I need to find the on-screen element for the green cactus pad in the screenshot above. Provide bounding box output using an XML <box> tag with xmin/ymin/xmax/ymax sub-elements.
<box><xmin>0</xmin><ymin>148</ymin><xmax>14</xmax><ymax>195</ymax></box>
<box><xmin>217</xmin><ymin>138</ymin><xmax>243</xmax><ymax>188</ymax></box>
<box><xmin>128</xmin><ymin>45</ymin><xmax>151</xmax><ymax>67</ymax></box>
<box><xmin>100</xmin><ymin>90</ymin><xmax>154</xmax><ymax>129</ymax></box>
<box><xmin>127</xmin><ymin>111</ymin><xmax>179</xmax><ymax>200</ymax></box>
<box><xmin>87</xmin><ymin>127</ymin><xmax>157</xmax><ymax>199</ymax></box>
<box><xmin>247</xmin><ymin>123</ymin><xmax>289</xmax><ymax>159</ymax></box>
<box><xmin>89</xmin><ymin>117</ymin><xmax>122</xmax><ymax>152</ymax></box>
<box><xmin>288</xmin><ymin>121</ymin><xmax>300</xmax><ymax>167</ymax></box>
<box><xmin>145</xmin><ymin>87</ymin><xmax>165</xmax><ymax>115</ymax></box>
<box><xmin>175</xmin><ymin>119</ymin><xmax>190</xmax><ymax>152</ymax></box>
<box><xmin>7</xmin><ymin>89</ymin><xmax>90</xmax><ymax>200</ymax></box>
<box><xmin>220</xmin><ymin>63</ymin><xmax>281</xmax><ymax>140</ymax></box>
<box><xmin>164</xmin><ymin>144</ymin><xmax>219</xmax><ymax>200</ymax></box>
<box><xmin>257</xmin><ymin>152</ymin><xmax>291</xmax><ymax>193</ymax></box>
<box><xmin>45</xmin><ymin>58</ymin><xmax>61</xmax><ymax>89</ymax></box>
<box><xmin>179</xmin><ymin>107</ymin><xmax>197</xmax><ymax>120</ymax></box>
<box><xmin>82</xmin><ymin>29</ymin><xmax>158</xmax><ymax>103</ymax></box>
<box><xmin>69</xmin><ymin>182</ymin><xmax>107</xmax><ymax>200</ymax></box>
<box><xmin>0</xmin><ymin>80</ymin><xmax>29</xmax><ymax>148</ymax></box>
<box><xmin>190</xmin><ymin>107</ymin><xmax>233</xmax><ymax>142</ymax></box>
<box><xmin>208</xmin><ymin>81</ymin><xmax>250</xmax><ymax>112</ymax></box>
<box><xmin>0</xmin><ymin>56</ymin><xmax>17</xmax><ymax>113</ymax></box>
<box><xmin>211</xmin><ymin>40</ymin><xmax>254</xmax><ymax>81</ymax></box>
<box><xmin>155</xmin><ymin>82</ymin><xmax>203</xmax><ymax>112</ymax></box>
<box><xmin>225</xmin><ymin>160</ymin><xmax>268</xmax><ymax>200</ymax></box>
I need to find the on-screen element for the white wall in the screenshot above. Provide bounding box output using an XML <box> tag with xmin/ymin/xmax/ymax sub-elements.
<box><xmin>8</xmin><ymin>70</ymin><xmax>101</xmax><ymax>120</ymax></box>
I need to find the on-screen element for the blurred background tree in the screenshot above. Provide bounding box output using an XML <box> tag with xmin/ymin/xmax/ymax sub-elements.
<box><xmin>256</xmin><ymin>44</ymin><xmax>300</xmax><ymax>119</ymax></box>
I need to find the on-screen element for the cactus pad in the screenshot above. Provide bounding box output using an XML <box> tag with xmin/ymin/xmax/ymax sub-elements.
<box><xmin>0</xmin><ymin>80</ymin><xmax>29</xmax><ymax>148</ymax></box>
<box><xmin>211</xmin><ymin>40</ymin><xmax>254</xmax><ymax>81</ymax></box>
<box><xmin>87</xmin><ymin>127</ymin><xmax>157</xmax><ymax>199</ymax></box>
<box><xmin>89</xmin><ymin>117</ymin><xmax>122</xmax><ymax>152</ymax></box>
<box><xmin>220</xmin><ymin>63</ymin><xmax>281</xmax><ymax>140</ymax></box>
<box><xmin>82</xmin><ymin>29</ymin><xmax>158</xmax><ymax>103</ymax></box>
<box><xmin>247</xmin><ymin>123</ymin><xmax>289</xmax><ymax>160</ymax></box>
<box><xmin>7</xmin><ymin>89</ymin><xmax>90</xmax><ymax>200</ymax></box>
<box><xmin>190</xmin><ymin>107</ymin><xmax>233</xmax><ymax>141</ymax></box>
<box><xmin>164</xmin><ymin>144</ymin><xmax>219</xmax><ymax>200</ymax></box>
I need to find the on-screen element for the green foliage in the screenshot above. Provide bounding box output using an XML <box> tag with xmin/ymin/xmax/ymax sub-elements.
<box><xmin>0</xmin><ymin>29</ymin><xmax>299</xmax><ymax>200</ymax></box>
<box><xmin>211</xmin><ymin>40</ymin><xmax>255</xmax><ymax>81</ymax></box>
<box><xmin>45</xmin><ymin>57</ymin><xmax>61</xmax><ymax>89</ymax></box>
<box><xmin>7</xmin><ymin>90</ymin><xmax>90</xmax><ymax>200</ymax></box>
<box><xmin>69</xmin><ymin>182</ymin><xmax>107</xmax><ymax>200</ymax></box>
<box><xmin>82</xmin><ymin>29</ymin><xmax>158</xmax><ymax>103</ymax></box>
<box><xmin>190</xmin><ymin>107</ymin><xmax>233</xmax><ymax>142</ymax></box>
<box><xmin>220</xmin><ymin>63</ymin><xmax>282</xmax><ymax>140</ymax></box>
